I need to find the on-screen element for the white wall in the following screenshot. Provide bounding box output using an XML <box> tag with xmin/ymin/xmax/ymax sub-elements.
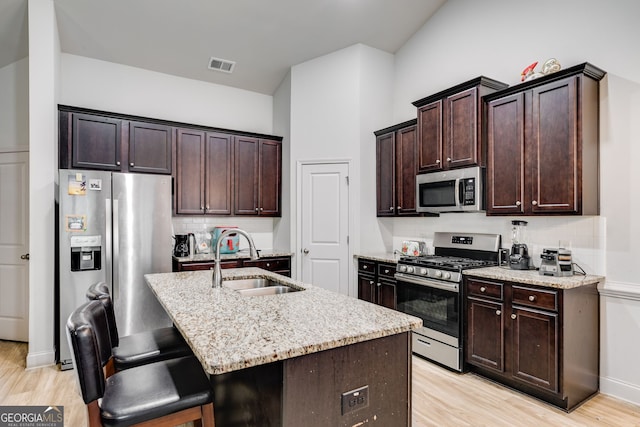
<box><xmin>0</xmin><ymin>58</ymin><xmax>29</xmax><ymax>152</ymax></box>
<box><xmin>60</xmin><ymin>54</ymin><xmax>274</xmax><ymax>135</ymax></box>
<box><xmin>288</xmin><ymin>44</ymin><xmax>394</xmax><ymax>294</ymax></box>
<box><xmin>27</xmin><ymin>0</ymin><xmax>59</xmax><ymax>368</ymax></box>
<box><xmin>387</xmin><ymin>0</ymin><xmax>640</xmax><ymax>405</ymax></box>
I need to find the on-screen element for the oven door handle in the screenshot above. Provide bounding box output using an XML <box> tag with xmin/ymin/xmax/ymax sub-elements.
<box><xmin>394</xmin><ymin>272</ymin><xmax>459</xmax><ymax>293</ymax></box>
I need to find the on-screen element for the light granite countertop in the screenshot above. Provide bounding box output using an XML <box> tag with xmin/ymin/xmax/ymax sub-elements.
<box><xmin>354</xmin><ymin>252</ymin><xmax>402</xmax><ymax>264</ymax></box>
<box><xmin>145</xmin><ymin>268</ymin><xmax>422</xmax><ymax>375</ymax></box>
<box><xmin>463</xmin><ymin>266</ymin><xmax>604</xmax><ymax>289</ymax></box>
<box><xmin>173</xmin><ymin>249</ymin><xmax>294</xmax><ymax>263</ymax></box>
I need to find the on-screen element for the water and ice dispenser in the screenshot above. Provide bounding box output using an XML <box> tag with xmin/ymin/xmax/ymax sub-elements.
<box><xmin>70</xmin><ymin>235</ymin><xmax>102</xmax><ymax>271</ymax></box>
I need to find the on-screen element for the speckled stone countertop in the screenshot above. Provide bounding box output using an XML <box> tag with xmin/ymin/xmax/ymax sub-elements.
<box><xmin>173</xmin><ymin>249</ymin><xmax>293</xmax><ymax>263</ymax></box>
<box><xmin>463</xmin><ymin>266</ymin><xmax>604</xmax><ymax>289</ymax></box>
<box><xmin>145</xmin><ymin>268</ymin><xmax>421</xmax><ymax>375</ymax></box>
<box><xmin>354</xmin><ymin>252</ymin><xmax>402</xmax><ymax>264</ymax></box>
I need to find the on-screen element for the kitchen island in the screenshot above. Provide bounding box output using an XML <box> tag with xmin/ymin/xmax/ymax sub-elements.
<box><xmin>145</xmin><ymin>268</ymin><xmax>421</xmax><ymax>426</ymax></box>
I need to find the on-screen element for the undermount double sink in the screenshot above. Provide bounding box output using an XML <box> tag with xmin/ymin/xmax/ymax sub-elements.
<box><xmin>223</xmin><ymin>278</ymin><xmax>302</xmax><ymax>296</ymax></box>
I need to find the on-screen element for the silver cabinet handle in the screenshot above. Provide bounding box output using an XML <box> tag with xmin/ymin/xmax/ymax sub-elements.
<box><xmin>20</xmin><ymin>254</ymin><xmax>30</xmax><ymax>260</ymax></box>
<box><xmin>511</xmin><ymin>314</ymin><xmax>517</xmax><ymax>319</ymax></box>
<box><xmin>496</xmin><ymin>310</ymin><xmax>501</xmax><ymax>316</ymax></box>
<box><xmin>480</xmin><ymin>286</ymin><xmax>486</xmax><ymax>292</ymax></box>
<box><xmin>529</xmin><ymin>295</ymin><xmax>536</xmax><ymax>302</ymax></box>
<box><xmin>532</xmin><ymin>200</ymin><xmax>538</xmax><ymax>206</ymax></box>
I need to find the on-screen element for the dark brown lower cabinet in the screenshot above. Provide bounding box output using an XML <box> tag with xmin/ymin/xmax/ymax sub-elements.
<box><xmin>173</xmin><ymin>255</ymin><xmax>291</xmax><ymax>277</ymax></box>
<box><xmin>356</xmin><ymin>258</ymin><xmax>396</xmax><ymax>310</ymax></box>
<box><xmin>464</xmin><ymin>277</ymin><xmax>598</xmax><ymax>411</ymax></box>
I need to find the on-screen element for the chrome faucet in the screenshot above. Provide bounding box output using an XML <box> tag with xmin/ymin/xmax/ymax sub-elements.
<box><xmin>212</xmin><ymin>228</ymin><xmax>259</xmax><ymax>288</ymax></box>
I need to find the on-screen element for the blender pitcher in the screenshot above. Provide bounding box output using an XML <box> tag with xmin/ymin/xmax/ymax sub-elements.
<box><xmin>509</xmin><ymin>220</ymin><xmax>531</xmax><ymax>270</ymax></box>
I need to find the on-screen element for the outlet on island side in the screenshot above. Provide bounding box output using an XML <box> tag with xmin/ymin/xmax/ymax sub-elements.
<box><xmin>341</xmin><ymin>385</ymin><xmax>369</xmax><ymax>415</ymax></box>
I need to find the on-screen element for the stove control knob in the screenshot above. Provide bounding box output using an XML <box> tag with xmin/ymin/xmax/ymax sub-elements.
<box><xmin>397</xmin><ymin>265</ymin><xmax>406</xmax><ymax>273</ymax></box>
<box><xmin>434</xmin><ymin>270</ymin><xmax>442</xmax><ymax>278</ymax></box>
<box><xmin>419</xmin><ymin>267</ymin><xmax>428</xmax><ymax>275</ymax></box>
<box><xmin>443</xmin><ymin>272</ymin><xmax>451</xmax><ymax>280</ymax></box>
<box><xmin>406</xmin><ymin>266</ymin><xmax>414</xmax><ymax>273</ymax></box>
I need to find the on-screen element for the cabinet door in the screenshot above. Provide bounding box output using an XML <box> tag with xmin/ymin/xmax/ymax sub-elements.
<box><xmin>205</xmin><ymin>132</ymin><xmax>233</xmax><ymax>215</ymax></box>
<box><xmin>466</xmin><ymin>297</ymin><xmax>505</xmax><ymax>372</ymax></box>
<box><xmin>395</xmin><ymin>125</ymin><xmax>418</xmax><ymax>216</ymax></box>
<box><xmin>376</xmin><ymin>132</ymin><xmax>396</xmax><ymax>216</ymax></box>
<box><xmin>258</xmin><ymin>139</ymin><xmax>281</xmax><ymax>216</ymax></box>
<box><xmin>511</xmin><ymin>307</ymin><xmax>558</xmax><ymax>392</ymax></box>
<box><xmin>358</xmin><ymin>275</ymin><xmax>377</xmax><ymax>304</ymax></box>
<box><xmin>234</xmin><ymin>136</ymin><xmax>259</xmax><ymax>215</ymax></box>
<box><xmin>530</xmin><ymin>76</ymin><xmax>579</xmax><ymax>214</ymax></box>
<box><xmin>486</xmin><ymin>93</ymin><xmax>526</xmax><ymax>215</ymax></box>
<box><xmin>417</xmin><ymin>100</ymin><xmax>443</xmax><ymax>172</ymax></box>
<box><xmin>128</xmin><ymin>121</ymin><xmax>173</xmax><ymax>174</ymax></box>
<box><xmin>72</xmin><ymin>113</ymin><xmax>123</xmax><ymax>170</ymax></box>
<box><xmin>175</xmin><ymin>129</ymin><xmax>205</xmax><ymax>215</ymax></box>
<box><xmin>444</xmin><ymin>87</ymin><xmax>478</xmax><ymax>168</ymax></box>
<box><xmin>377</xmin><ymin>279</ymin><xmax>397</xmax><ymax>310</ymax></box>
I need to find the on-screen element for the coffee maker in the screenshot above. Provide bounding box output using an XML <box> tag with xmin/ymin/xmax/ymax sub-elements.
<box><xmin>509</xmin><ymin>220</ymin><xmax>531</xmax><ymax>270</ymax></box>
<box><xmin>173</xmin><ymin>234</ymin><xmax>194</xmax><ymax>257</ymax></box>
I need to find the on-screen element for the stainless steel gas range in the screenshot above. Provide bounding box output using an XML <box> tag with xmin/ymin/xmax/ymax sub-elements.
<box><xmin>394</xmin><ymin>232</ymin><xmax>501</xmax><ymax>372</ymax></box>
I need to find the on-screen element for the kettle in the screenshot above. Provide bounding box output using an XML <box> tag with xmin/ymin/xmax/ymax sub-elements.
<box><xmin>173</xmin><ymin>234</ymin><xmax>195</xmax><ymax>257</ymax></box>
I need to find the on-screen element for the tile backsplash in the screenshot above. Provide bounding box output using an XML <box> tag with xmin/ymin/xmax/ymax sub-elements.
<box><xmin>172</xmin><ymin>216</ymin><xmax>275</xmax><ymax>250</ymax></box>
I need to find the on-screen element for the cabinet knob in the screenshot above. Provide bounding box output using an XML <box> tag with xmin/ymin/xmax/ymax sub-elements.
<box><xmin>447</xmin><ymin>157</ymin><xmax>452</xmax><ymax>162</ymax></box>
<box><xmin>201</xmin><ymin>205</ymin><xmax>204</xmax><ymax>210</ymax></box>
<box><xmin>116</xmin><ymin>161</ymin><xmax>121</xmax><ymax>166</ymax></box>
<box><xmin>511</xmin><ymin>314</ymin><xmax>517</xmax><ymax>319</ymax></box>
<box><xmin>260</xmin><ymin>207</ymin><xmax>264</xmax><ymax>211</ymax></box>
<box><xmin>384</xmin><ymin>269</ymin><xmax>389</xmax><ymax>274</ymax></box>
<box><xmin>515</xmin><ymin>201</ymin><xmax>521</xmax><ymax>206</ymax></box>
<box><xmin>266</xmin><ymin>263</ymin><xmax>271</xmax><ymax>267</ymax></box>
<box><xmin>130</xmin><ymin>162</ymin><xmax>134</xmax><ymax>167</ymax></box>
<box><xmin>205</xmin><ymin>204</ymin><xmax>210</xmax><ymax>211</ymax></box>
<box><xmin>363</xmin><ymin>265</ymin><xmax>368</xmax><ymax>269</ymax></box>
<box><xmin>528</xmin><ymin>295</ymin><xmax>536</xmax><ymax>302</ymax></box>
<box><xmin>496</xmin><ymin>310</ymin><xmax>501</xmax><ymax>316</ymax></box>
<box><xmin>532</xmin><ymin>200</ymin><xmax>538</xmax><ymax>206</ymax></box>
<box><xmin>480</xmin><ymin>286</ymin><xmax>486</xmax><ymax>292</ymax></box>
<box><xmin>377</xmin><ymin>282</ymin><xmax>382</xmax><ymax>287</ymax></box>
<box><xmin>369</xmin><ymin>280</ymin><xmax>374</xmax><ymax>285</ymax></box>
<box><xmin>255</xmin><ymin>207</ymin><xmax>259</xmax><ymax>212</ymax></box>
<box><xmin>389</xmin><ymin>207</ymin><xmax>394</xmax><ymax>211</ymax></box>
<box><xmin>435</xmin><ymin>159</ymin><xmax>441</xmax><ymax>164</ymax></box>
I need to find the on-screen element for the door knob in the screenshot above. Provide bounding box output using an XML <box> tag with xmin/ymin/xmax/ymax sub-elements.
<box><xmin>21</xmin><ymin>254</ymin><xmax>30</xmax><ymax>260</ymax></box>
<box><xmin>303</xmin><ymin>248</ymin><xmax>309</xmax><ymax>254</ymax></box>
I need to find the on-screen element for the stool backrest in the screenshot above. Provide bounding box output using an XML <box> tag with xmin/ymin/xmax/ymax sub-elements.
<box><xmin>66</xmin><ymin>300</ymin><xmax>113</xmax><ymax>403</ymax></box>
<box><xmin>86</xmin><ymin>282</ymin><xmax>119</xmax><ymax>347</ymax></box>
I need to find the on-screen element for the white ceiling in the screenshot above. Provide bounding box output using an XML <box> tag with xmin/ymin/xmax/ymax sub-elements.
<box><xmin>1</xmin><ymin>0</ymin><xmax>446</xmax><ymax>95</ymax></box>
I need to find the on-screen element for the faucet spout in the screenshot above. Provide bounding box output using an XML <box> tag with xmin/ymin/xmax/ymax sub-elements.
<box><xmin>212</xmin><ymin>229</ymin><xmax>259</xmax><ymax>288</ymax></box>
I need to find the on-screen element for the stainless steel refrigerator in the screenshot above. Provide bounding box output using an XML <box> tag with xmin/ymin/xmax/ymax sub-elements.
<box><xmin>56</xmin><ymin>169</ymin><xmax>173</xmax><ymax>369</ymax></box>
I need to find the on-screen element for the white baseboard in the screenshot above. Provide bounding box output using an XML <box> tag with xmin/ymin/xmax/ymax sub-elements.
<box><xmin>600</xmin><ymin>376</ymin><xmax>640</xmax><ymax>406</ymax></box>
<box><xmin>26</xmin><ymin>349</ymin><xmax>56</xmax><ymax>370</ymax></box>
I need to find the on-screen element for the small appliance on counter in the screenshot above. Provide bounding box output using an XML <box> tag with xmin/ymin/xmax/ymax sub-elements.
<box><xmin>173</xmin><ymin>234</ymin><xmax>194</xmax><ymax>257</ymax></box>
<box><xmin>509</xmin><ymin>220</ymin><xmax>531</xmax><ymax>270</ymax></box>
<box><xmin>539</xmin><ymin>248</ymin><xmax>574</xmax><ymax>276</ymax></box>
<box><xmin>212</xmin><ymin>226</ymin><xmax>240</xmax><ymax>254</ymax></box>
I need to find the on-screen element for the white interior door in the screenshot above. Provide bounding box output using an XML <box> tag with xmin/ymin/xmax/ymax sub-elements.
<box><xmin>300</xmin><ymin>162</ymin><xmax>349</xmax><ymax>295</ymax></box>
<box><xmin>0</xmin><ymin>152</ymin><xmax>29</xmax><ymax>341</ymax></box>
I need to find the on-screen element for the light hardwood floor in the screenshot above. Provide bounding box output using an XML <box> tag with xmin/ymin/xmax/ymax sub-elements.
<box><xmin>1</xmin><ymin>340</ymin><xmax>639</xmax><ymax>426</ymax></box>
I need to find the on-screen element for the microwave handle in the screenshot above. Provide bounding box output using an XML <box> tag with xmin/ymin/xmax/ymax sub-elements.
<box><xmin>456</xmin><ymin>178</ymin><xmax>463</xmax><ymax>207</ymax></box>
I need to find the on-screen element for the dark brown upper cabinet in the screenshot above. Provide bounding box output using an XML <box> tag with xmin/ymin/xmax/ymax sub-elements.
<box><xmin>60</xmin><ymin>110</ymin><xmax>172</xmax><ymax>174</ymax></box>
<box><xmin>234</xmin><ymin>137</ymin><xmax>281</xmax><ymax>216</ymax></box>
<box><xmin>375</xmin><ymin>120</ymin><xmax>419</xmax><ymax>217</ymax></box>
<box><xmin>484</xmin><ymin>63</ymin><xmax>606</xmax><ymax>216</ymax></box>
<box><xmin>412</xmin><ymin>77</ymin><xmax>508</xmax><ymax>173</ymax></box>
<box><xmin>174</xmin><ymin>129</ymin><xmax>233</xmax><ymax>216</ymax></box>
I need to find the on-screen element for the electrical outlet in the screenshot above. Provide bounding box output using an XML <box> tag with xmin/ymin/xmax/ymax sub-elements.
<box><xmin>341</xmin><ymin>385</ymin><xmax>369</xmax><ymax>415</ymax></box>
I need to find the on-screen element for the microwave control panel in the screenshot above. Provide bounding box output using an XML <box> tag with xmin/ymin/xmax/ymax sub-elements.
<box><xmin>462</xmin><ymin>178</ymin><xmax>476</xmax><ymax>205</ymax></box>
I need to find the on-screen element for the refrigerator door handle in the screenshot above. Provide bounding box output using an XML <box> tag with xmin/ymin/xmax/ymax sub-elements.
<box><xmin>112</xmin><ymin>199</ymin><xmax>120</xmax><ymax>299</ymax></box>
<box><xmin>105</xmin><ymin>199</ymin><xmax>113</xmax><ymax>291</ymax></box>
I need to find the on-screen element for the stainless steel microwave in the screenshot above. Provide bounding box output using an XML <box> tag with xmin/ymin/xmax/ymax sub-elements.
<box><xmin>416</xmin><ymin>166</ymin><xmax>484</xmax><ymax>213</ymax></box>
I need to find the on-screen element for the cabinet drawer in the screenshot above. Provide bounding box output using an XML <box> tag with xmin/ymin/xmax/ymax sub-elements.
<box><xmin>179</xmin><ymin>260</ymin><xmax>241</xmax><ymax>271</ymax></box>
<box><xmin>358</xmin><ymin>259</ymin><xmax>376</xmax><ymax>275</ymax></box>
<box><xmin>244</xmin><ymin>257</ymin><xmax>290</xmax><ymax>272</ymax></box>
<box><xmin>377</xmin><ymin>263</ymin><xmax>396</xmax><ymax>279</ymax></box>
<box><xmin>467</xmin><ymin>278</ymin><xmax>503</xmax><ymax>300</ymax></box>
<box><xmin>512</xmin><ymin>286</ymin><xmax>558</xmax><ymax>312</ymax></box>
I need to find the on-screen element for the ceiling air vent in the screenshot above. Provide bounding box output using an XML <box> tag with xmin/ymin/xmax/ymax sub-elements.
<box><xmin>208</xmin><ymin>57</ymin><xmax>236</xmax><ymax>73</ymax></box>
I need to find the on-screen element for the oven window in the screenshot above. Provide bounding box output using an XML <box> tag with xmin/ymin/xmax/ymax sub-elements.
<box><xmin>396</xmin><ymin>280</ymin><xmax>459</xmax><ymax>338</ymax></box>
<box><xmin>419</xmin><ymin>180</ymin><xmax>456</xmax><ymax>207</ymax></box>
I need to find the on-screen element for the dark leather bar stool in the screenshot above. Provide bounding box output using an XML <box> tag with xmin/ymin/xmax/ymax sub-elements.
<box><xmin>67</xmin><ymin>300</ymin><xmax>215</xmax><ymax>427</ymax></box>
<box><xmin>86</xmin><ymin>282</ymin><xmax>192</xmax><ymax>376</ymax></box>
